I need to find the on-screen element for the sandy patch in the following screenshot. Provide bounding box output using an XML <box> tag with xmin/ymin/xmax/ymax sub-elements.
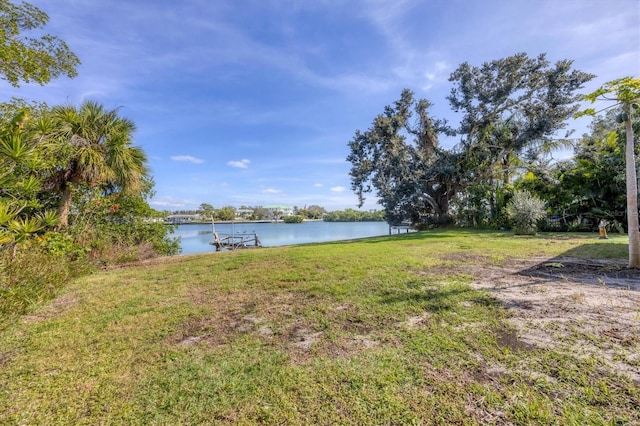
<box><xmin>468</xmin><ymin>256</ymin><xmax>640</xmax><ymax>384</ymax></box>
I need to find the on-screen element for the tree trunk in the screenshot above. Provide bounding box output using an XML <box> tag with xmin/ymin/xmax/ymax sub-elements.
<box><xmin>436</xmin><ymin>192</ymin><xmax>453</xmax><ymax>225</ymax></box>
<box><xmin>624</xmin><ymin>103</ymin><xmax>639</xmax><ymax>268</ymax></box>
<box><xmin>57</xmin><ymin>185</ymin><xmax>73</xmax><ymax>229</ymax></box>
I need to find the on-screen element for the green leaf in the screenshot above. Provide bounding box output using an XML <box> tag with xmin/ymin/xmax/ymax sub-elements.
<box><xmin>573</xmin><ymin>108</ymin><xmax>596</xmax><ymax>119</ymax></box>
<box><xmin>38</xmin><ymin>210</ymin><xmax>59</xmax><ymax>227</ymax></box>
<box><xmin>0</xmin><ymin>202</ymin><xmax>19</xmax><ymax>225</ymax></box>
<box><xmin>0</xmin><ymin>134</ymin><xmax>33</xmax><ymax>161</ymax></box>
<box><xmin>8</xmin><ymin>216</ymin><xmax>45</xmax><ymax>242</ymax></box>
<box><xmin>605</xmin><ymin>131</ymin><xmax>618</xmax><ymax>148</ymax></box>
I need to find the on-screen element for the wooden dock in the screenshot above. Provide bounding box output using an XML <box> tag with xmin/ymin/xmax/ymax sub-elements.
<box><xmin>211</xmin><ymin>232</ymin><xmax>262</xmax><ymax>251</ymax></box>
<box><xmin>389</xmin><ymin>224</ymin><xmax>415</xmax><ymax>234</ymax></box>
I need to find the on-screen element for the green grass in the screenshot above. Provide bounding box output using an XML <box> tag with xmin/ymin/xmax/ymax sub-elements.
<box><xmin>0</xmin><ymin>230</ymin><xmax>637</xmax><ymax>425</ymax></box>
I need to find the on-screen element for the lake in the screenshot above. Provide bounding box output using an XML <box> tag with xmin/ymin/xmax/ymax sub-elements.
<box><xmin>173</xmin><ymin>221</ymin><xmax>394</xmax><ymax>254</ymax></box>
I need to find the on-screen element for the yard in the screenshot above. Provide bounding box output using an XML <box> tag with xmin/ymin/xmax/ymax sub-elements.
<box><xmin>0</xmin><ymin>230</ymin><xmax>638</xmax><ymax>424</ymax></box>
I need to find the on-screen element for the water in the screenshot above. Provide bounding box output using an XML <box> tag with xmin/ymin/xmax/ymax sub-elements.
<box><xmin>173</xmin><ymin>221</ymin><xmax>392</xmax><ymax>255</ymax></box>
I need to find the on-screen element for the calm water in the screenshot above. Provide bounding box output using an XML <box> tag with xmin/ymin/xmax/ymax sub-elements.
<box><xmin>173</xmin><ymin>221</ymin><xmax>392</xmax><ymax>254</ymax></box>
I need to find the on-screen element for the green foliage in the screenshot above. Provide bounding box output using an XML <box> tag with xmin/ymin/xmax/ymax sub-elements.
<box><xmin>348</xmin><ymin>53</ymin><xmax>594</xmax><ymax>227</ymax></box>
<box><xmin>517</xmin><ymin>105</ymin><xmax>639</xmax><ymax>232</ymax></box>
<box><xmin>0</xmin><ymin>240</ymin><xmax>87</xmax><ymax>323</ymax></box>
<box><xmin>0</xmin><ymin>0</ymin><xmax>80</xmax><ymax>87</ymax></box>
<box><xmin>348</xmin><ymin>89</ymin><xmax>457</xmax><ymax>225</ymax></box>
<box><xmin>250</xmin><ymin>206</ymin><xmax>271</xmax><ymax>220</ymax></box>
<box><xmin>282</xmin><ymin>214</ymin><xmax>304</xmax><ymax>223</ymax></box>
<box><xmin>323</xmin><ymin>208</ymin><xmax>386</xmax><ymax>222</ymax></box>
<box><xmin>44</xmin><ymin>101</ymin><xmax>149</xmax><ymax>227</ymax></box>
<box><xmin>215</xmin><ymin>205</ymin><xmax>236</xmax><ymax>221</ymax></box>
<box><xmin>0</xmin><ymin>0</ymin><xmax>176</xmax><ymax>319</ymax></box>
<box><xmin>198</xmin><ymin>203</ymin><xmax>214</xmax><ymax>220</ymax></box>
<box><xmin>577</xmin><ymin>76</ymin><xmax>640</xmax><ymax>109</ymax></box>
<box><xmin>505</xmin><ymin>190</ymin><xmax>546</xmax><ymax>235</ymax></box>
<box><xmin>68</xmin><ymin>185</ymin><xmax>179</xmax><ymax>261</ymax></box>
<box><xmin>576</xmin><ymin>76</ymin><xmax>640</xmax><ymax>267</ymax></box>
<box><xmin>39</xmin><ymin>231</ymin><xmax>87</xmax><ymax>259</ymax></box>
<box><xmin>297</xmin><ymin>204</ymin><xmax>326</xmax><ymax>219</ymax></box>
<box><xmin>0</xmin><ymin>109</ymin><xmax>58</xmax><ymax>248</ymax></box>
<box><xmin>454</xmin><ymin>182</ymin><xmax>513</xmax><ymax>228</ymax></box>
<box><xmin>0</xmin><ymin>101</ymin><xmax>176</xmax><ymax>322</ymax></box>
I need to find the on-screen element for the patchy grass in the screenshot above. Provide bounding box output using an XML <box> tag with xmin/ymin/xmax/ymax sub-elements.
<box><xmin>0</xmin><ymin>230</ymin><xmax>637</xmax><ymax>424</ymax></box>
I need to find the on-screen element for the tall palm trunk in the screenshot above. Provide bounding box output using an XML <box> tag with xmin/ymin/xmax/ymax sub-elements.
<box><xmin>56</xmin><ymin>185</ymin><xmax>73</xmax><ymax>229</ymax></box>
<box><xmin>624</xmin><ymin>103</ymin><xmax>639</xmax><ymax>268</ymax></box>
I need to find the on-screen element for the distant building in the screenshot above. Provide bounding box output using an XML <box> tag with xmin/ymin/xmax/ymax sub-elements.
<box><xmin>236</xmin><ymin>207</ymin><xmax>255</xmax><ymax>220</ymax></box>
<box><xmin>165</xmin><ymin>214</ymin><xmax>203</xmax><ymax>224</ymax></box>
<box><xmin>263</xmin><ymin>205</ymin><xmax>294</xmax><ymax>219</ymax></box>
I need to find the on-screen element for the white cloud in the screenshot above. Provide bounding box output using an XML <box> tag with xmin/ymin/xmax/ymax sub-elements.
<box><xmin>228</xmin><ymin>159</ymin><xmax>251</xmax><ymax>169</ymax></box>
<box><xmin>149</xmin><ymin>195</ymin><xmax>202</xmax><ymax>210</ymax></box>
<box><xmin>314</xmin><ymin>183</ymin><xmax>324</xmax><ymax>187</ymax></box>
<box><xmin>330</xmin><ymin>186</ymin><xmax>346</xmax><ymax>192</ymax></box>
<box><xmin>171</xmin><ymin>155</ymin><xmax>205</xmax><ymax>164</ymax></box>
<box><xmin>262</xmin><ymin>188</ymin><xmax>282</xmax><ymax>194</ymax></box>
<box><xmin>422</xmin><ymin>61</ymin><xmax>449</xmax><ymax>91</ymax></box>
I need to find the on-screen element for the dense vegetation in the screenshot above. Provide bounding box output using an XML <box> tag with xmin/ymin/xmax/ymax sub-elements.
<box><xmin>323</xmin><ymin>208</ymin><xmax>386</xmax><ymax>222</ymax></box>
<box><xmin>347</xmin><ymin>56</ymin><xmax>639</xmax><ymax>239</ymax></box>
<box><xmin>176</xmin><ymin>205</ymin><xmax>384</xmax><ymax>222</ymax></box>
<box><xmin>282</xmin><ymin>214</ymin><xmax>304</xmax><ymax>223</ymax></box>
<box><xmin>0</xmin><ymin>1</ymin><xmax>177</xmax><ymax>322</ymax></box>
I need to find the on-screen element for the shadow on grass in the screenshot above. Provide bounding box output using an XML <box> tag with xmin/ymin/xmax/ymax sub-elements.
<box><xmin>315</xmin><ymin>228</ymin><xmax>502</xmax><ymax>247</ymax></box>
<box><xmin>516</xmin><ymin>243</ymin><xmax>640</xmax><ymax>290</ymax></box>
<box><xmin>325</xmin><ymin>228</ymin><xmax>604</xmax><ymax>246</ymax></box>
<box><xmin>378</xmin><ymin>286</ymin><xmax>467</xmax><ymax>311</ymax></box>
<box><xmin>378</xmin><ymin>282</ymin><xmax>500</xmax><ymax>313</ymax></box>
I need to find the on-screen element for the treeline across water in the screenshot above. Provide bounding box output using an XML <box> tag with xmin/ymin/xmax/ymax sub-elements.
<box><xmin>323</xmin><ymin>209</ymin><xmax>386</xmax><ymax>222</ymax></box>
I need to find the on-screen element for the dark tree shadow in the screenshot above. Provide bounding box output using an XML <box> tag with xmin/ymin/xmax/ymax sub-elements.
<box><xmin>516</xmin><ymin>243</ymin><xmax>639</xmax><ymax>290</ymax></box>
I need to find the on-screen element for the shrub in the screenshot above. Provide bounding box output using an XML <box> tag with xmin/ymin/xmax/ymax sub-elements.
<box><xmin>0</xmin><ymin>241</ymin><xmax>90</xmax><ymax>326</ymax></box>
<box><xmin>505</xmin><ymin>190</ymin><xmax>546</xmax><ymax>235</ymax></box>
<box><xmin>283</xmin><ymin>215</ymin><xmax>304</xmax><ymax>223</ymax></box>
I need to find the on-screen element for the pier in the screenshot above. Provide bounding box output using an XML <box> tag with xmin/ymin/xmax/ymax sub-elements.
<box><xmin>211</xmin><ymin>232</ymin><xmax>262</xmax><ymax>251</ymax></box>
<box><xmin>389</xmin><ymin>224</ymin><xmax>415</xmax><ymax>234</ymax></box>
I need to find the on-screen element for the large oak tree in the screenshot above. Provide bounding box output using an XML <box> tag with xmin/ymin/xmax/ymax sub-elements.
<box><xmin>347</xmin><ymin>53</ymin><xmax>594</xmax><ymax>226</ymax></box>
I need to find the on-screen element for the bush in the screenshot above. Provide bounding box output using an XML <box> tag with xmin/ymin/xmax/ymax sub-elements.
<box><xmin>505</xmin><ymin>190</ymin><xmax>546</xmax><ymax>235</ymax></box>
<box><xmin>283</xmin><ymin>215</ymin><xmax>304</xmax><ymax>223</ymax></box>
<box><xmin>0</xmin><ymin>241</ymin><xmax>92</xmax><ymax>327</ymax></box>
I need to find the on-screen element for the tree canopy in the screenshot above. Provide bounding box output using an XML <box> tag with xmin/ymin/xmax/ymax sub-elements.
<box><xmin>0</xmin><ymin>0</ymin><xmax>80</xmax><ymax>87</ymax></box>
<box><xmin>347</xmin><ymin>53</ymin><xmax>595</xmax><ymax>227</ymax></box>
<box><xmin>348</xmin><ymin>88</ymin><xmax>458</xmax><ymax>225</ymax></box>
<box><xmin>43</xmin><ymin>101</ymin><xmax>149</xmax><ymax>228</ymax></box>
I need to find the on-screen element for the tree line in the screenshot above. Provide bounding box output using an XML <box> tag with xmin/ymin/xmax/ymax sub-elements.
<box><xmin>186</xmin><ymin>204</ymin><xmax>384</xmax><ymax>222</ymax></box>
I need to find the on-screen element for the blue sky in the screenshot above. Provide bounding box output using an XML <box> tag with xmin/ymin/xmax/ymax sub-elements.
<box><xmin>3</xmin><ymin>0</ymin><xmax>639</xmax><ymax>211</ymax></box>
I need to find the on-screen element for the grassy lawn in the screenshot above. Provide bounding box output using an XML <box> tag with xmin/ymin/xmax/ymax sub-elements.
<box><xmin>0</xmin><ymin>230</ymin><xmax>637</xmax><ymax>424</ymax></box>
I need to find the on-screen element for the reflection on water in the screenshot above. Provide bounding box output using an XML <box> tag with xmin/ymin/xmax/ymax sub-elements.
<box><xmin>173</xmin><ymin>221</ymin><xmax>390</xmax><ymax>255</ymax></box>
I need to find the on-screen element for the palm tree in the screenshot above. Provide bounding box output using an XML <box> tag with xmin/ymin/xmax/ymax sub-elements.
<box><xmin>45</xmin><ymin>101</ymin><xmax>148</xmax><ymax>228</ymax></box>
<box><xmin>578</xmin><ymin>77</ymin><xmax>640</xmax><ymax>268</ymax></box>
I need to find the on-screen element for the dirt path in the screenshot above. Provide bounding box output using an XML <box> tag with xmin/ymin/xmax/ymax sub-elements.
<box><xmin>468</xmin><ymin>257</ymin><xmax>640</xmax><ymax>384</ymax></box>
